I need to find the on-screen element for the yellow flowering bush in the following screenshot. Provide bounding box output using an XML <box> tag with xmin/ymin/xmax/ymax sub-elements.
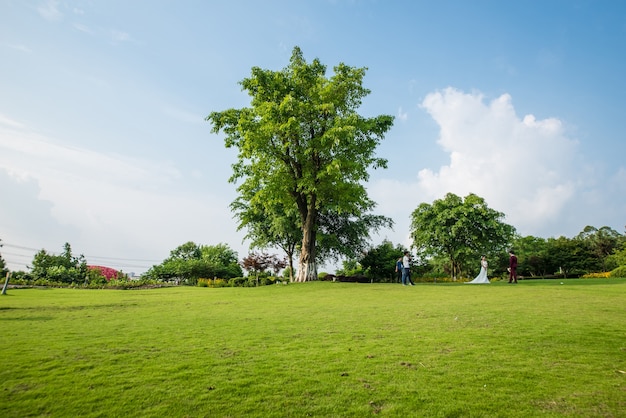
<box><xmin>197</xmin><ymin>278</ymin><xmax>228</xmax><ymax>287</ymax></box>
<box><xmin>581</xmin><ymin>272</ymin><xmax>611</xmax><ymax>278</ymax></box>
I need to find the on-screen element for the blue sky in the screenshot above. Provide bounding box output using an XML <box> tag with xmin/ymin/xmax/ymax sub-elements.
<box><xmin>1</xmin><ymin>0</ymin><xmax>625</xmax><ymax>274</ymax></box>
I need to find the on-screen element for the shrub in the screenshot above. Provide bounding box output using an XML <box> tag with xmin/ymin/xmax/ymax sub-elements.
<box><xmin>260</xmin><ymin>276</ymin><xmax>278</xmax><ymax>286</ymax></box>
<box><xmin>197</xmin><ymin>278</ymin><xmax>229</xmax><ymax>287</ymax></box>
<box><xmin>610</xmin><ymin>266</ymin><xmax>626</xmax><ymax>278</ymax></box>
<box><xmin>88</xmin><ymin>265</ymin><xmax>120</xmax><ymax>281</ymax></box>
<box><xmin>582</xmin><ymin>272</ymin><xmax>611</xmax><ymax>278</ymax></box>
<box><xmin>228</xmin><ymin>277</ymin><xmax>247</xmax><ymax>287</ymax></box>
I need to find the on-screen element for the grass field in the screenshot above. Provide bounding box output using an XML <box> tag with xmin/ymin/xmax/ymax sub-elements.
<box><xmin>1</xmin><ymin>279</ymin><xmax>625</xmax><ymax>417</ymax></box>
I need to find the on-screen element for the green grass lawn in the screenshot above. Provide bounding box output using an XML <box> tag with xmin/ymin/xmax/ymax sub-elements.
<box><xmin>1</xmin><ymin>279</ymin><xmax>625</xmax><ymax>417</ymax></box>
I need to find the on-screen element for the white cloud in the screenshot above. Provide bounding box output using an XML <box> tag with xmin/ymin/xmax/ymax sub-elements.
<box><xmin>416</xmin><ymin>88</ymin><xmax>580</xmax><ymax>232</ymax></box>
<box><xmin>369</xmin><ymin>87</ymin><xmax>598</xmax><ymax>245</ymax></box>
<box><xmin>0</xmin><ymin>116</ymin><xmax>245</xmax><ymax>273</ymax></box>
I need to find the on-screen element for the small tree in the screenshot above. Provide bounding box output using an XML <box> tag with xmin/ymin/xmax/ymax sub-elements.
<box><xmin>241</xmin><ymin>252</ymin><xmax>274</xmax><ymax>286</ymax></box>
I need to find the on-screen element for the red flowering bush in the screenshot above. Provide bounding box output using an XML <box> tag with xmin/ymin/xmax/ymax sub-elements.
<box><xmin>87</xmin><ymin>265</ymin><xmax>120</xmax><ymax>281</ymax></box>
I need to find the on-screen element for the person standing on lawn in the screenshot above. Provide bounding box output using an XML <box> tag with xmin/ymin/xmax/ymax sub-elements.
<box><xmin>402</xmin><ymin>251</ymin><xmax>415</xmax><ymax>286</ymax></box>
<box><xmin>508</xmin><ymin>250</ymin><xmax>518</xmax><ymax>283</ymax></box>
<box><xmin>395</xmin><ymin>257</ymin><xmax>403</xmax><ymax>284</ymax></box>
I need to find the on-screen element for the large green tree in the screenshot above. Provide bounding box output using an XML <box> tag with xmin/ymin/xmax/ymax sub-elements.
<box><xmin>208</xmin><ymin>47</ymin><xmax>394</xmax><ymax>282</ymax></box>
<box><xmin>410</xmin><ymin>193</ymin><xmax>515</xmax><ymax>279</ymax></box>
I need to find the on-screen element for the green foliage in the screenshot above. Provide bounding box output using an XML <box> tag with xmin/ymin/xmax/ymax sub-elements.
<box><xmin>510</xmin><ymin>227</ymin><xmax>626</xmax><ymax>278</ymax></box>
<box><xmin>0</xmin><ymin>238</ymin><xmax>6</xmax><ymax>276</ymax></box>
<box><xmin>207</xmin><ymin>46</ymin><xmax>394</xmax><ymax>281</ymax></box>
<box><xmin>30</xmin><ymin>243</ymin><xmax>87</xmax><ymax>284</ymax></box>
<box><xmin>607</xmin><ymin>244</ymin><xmax>626</xmax><ymax>269</ymax></box>
<box><xmin>228</xmin><ymin>277</ymin><xmax>247</xmax><ymax>287</ymax></box>
<box><xmin>410</xmin><ymin>193</ymin><xmax>516</xmax><ymax>279</ymax></box>
<box><xmin>610</xmin><ymin>265</ymin><xmax>626</xmax><ymax>278</ymax></box>
<box><xmin>513</xmin><ymin>235</ymin><xmax>550</xmax><ymax>276</ymax></box>
<box><xmin>0</xmin><ymin>255</ymin><xmax>6</xmax><ymax>277</ymax></box>
<box><xmin>335</xmin><ymin>259</ymin><xmax>364</xmax><ymax>276</ymax></box>
<box><xmin>359</xmin><ymin>239</ymin><xmax>407</xmax><ymax>282</ymax></box>
<box><xmin>145</xmin><ymin>242</ymin><xmax>242</xmax><ymax>284</ymax></box>
<box><xmin>575</xmin><ymin>225</ymin><xmax>622</xmax><ymax>271</ymax></box>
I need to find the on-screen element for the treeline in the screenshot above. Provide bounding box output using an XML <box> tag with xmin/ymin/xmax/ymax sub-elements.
<box><xmin>2</xmin><ymin>223</ymin><xmax>625</xmax><ymax>289</ymax></box>
<box><xmin>340</xmin><ymin>225</ymin><xmax>626</xmax><ymax>282</ymax></box>
<box><xmin>2</xmin><ymin>243</ymin><xmax>151</xmax><ymax>289</ymax></box>
<box><xmin>0</xmin><ymin>241</ymin><xmax>290</xmax><ymax>289</ymax></box>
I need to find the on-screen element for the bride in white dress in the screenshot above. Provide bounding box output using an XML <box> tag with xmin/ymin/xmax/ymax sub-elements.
<box><xmin>466</xmin><ymin>256</ymin><xmax>490</xmax><ymax>284</ymax></box>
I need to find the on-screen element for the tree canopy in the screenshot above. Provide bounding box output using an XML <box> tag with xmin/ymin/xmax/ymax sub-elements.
<box><xmin>207</xmin><ymin>46</ymin><xmax>394</xmax><ymax>281</ymax></box>
<box><xmin>410</xmin><ymin>193</ymin><xmax>516</xmax><ymax>279</ymax></box>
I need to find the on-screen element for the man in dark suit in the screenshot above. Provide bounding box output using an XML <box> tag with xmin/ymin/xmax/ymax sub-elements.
<box><xmin>508</xmin><ymin>250</ymin><xmax>518</xmax><ymax>283</ymax></box>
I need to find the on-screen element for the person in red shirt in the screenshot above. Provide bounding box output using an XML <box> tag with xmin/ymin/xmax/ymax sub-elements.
<box><xmin>508</xmin><ymin>250</ymin><xmax>518</xmax><ymax>283</ymax></box>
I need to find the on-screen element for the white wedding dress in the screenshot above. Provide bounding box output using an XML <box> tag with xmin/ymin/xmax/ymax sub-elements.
<box><xmin>466</xmin><ymin>259</ymin><xmax>490</xmax><ymax>284</ymax></box>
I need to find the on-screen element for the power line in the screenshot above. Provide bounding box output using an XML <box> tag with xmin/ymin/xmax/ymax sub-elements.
<box><xmin>1</xmin><ymin>242</ymin><xmax>162</xmax><ymax>263</ymax></box>
<box><xmin>1</xmin><ymin>242</ymin><xmax>163</xmax><ymax>272</ymax></box>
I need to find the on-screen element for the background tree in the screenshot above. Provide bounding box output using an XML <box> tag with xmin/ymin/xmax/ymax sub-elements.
<box><xmin>0</xmin><ymin>238</ymin><xmax>8</xmax><ymax>295</ymax></box>
<box><xmin>146</xmin><ymin>242</ymin><xmax>242</xmax><ymax>285</ymax></box>
<box><xmin>208</xmin><ymin>46</ymin><xmax>394</xmax><ymax>282</ymax></box>
<box><xmin>232</xmin><ymin>187</ymin><xmax>391</xmax><ymax>282</ymax></box>
<box><xmin>513</xmin><ymin>235</ymin><xmax>550</xmax><ymax>277</ymax></box>
<box><xmin>545</xmin><ymin>236</ymin><xmax>597</xmax><ymax>278</ymax></box>
<box><xmin>241</xmin><ymin>253</ymin><xmax>275</xmax><ymax>286</ymax></box>
<box><xmin>575</xmin><ymin>225</ymin><xmax>622</xmax><ymax>271</ymax></box>
<box><xmin>410</xmin><ymin>193</ymin><xmax>515</xmax><ymax>279</ymax></box>
<box><xmin>231</xmin><ymin>193</ymin><xmax>301</xmax><ymax>282</ymax></box>
<box><xmin>168</xmin><ymin>241</ymin><xmax>202</xmax><ymax>261</ymax></box>
<box><xmin>29</xmin><ymin>242</ymin><xmax>87</xmax><ymax>284</ymax></box>
<box><xmin>359</xmin><ymin>239</ymin><xmax>407</xmax><ymax>283</ymax></box>
<box><xmin>607</xmin><ymin>245</ymin><xmax>626</xmax><ymax>269</ymax></box>
<box><xmin>200</xmin><ymin>243</ymin><xmax>243</xmax><ymax>278</ymax></box>
<box><xmin>316</xmin><ymin>209</ymin><xmax>392</xmax><ymax>264</ymax></box>
<box><xmin>0</xmin><ymin>238</ymin><xmax>7</xmax><ymax>276</ymax></box>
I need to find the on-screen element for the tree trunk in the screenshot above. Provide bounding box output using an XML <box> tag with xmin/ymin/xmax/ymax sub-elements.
<box><xmin>287</xmin><ymin>251</ymin><xmax>295</xmax><ymax>283</ymax></box>
<box><xmin>1</xmin><ymin>272</ymin><xmax>9</xmax><ymax>295</ymax></box>
<box><xmin>295</xmin><ymin>204</ymin><xmax>317</xmax><ymax>282</ymax></box>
